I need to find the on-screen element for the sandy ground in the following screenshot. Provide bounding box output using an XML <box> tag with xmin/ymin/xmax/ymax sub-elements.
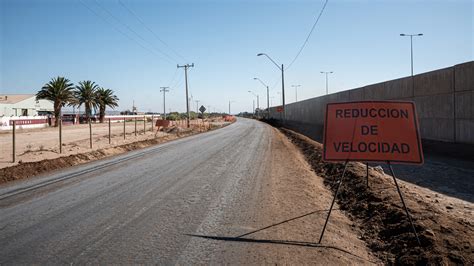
<box><xmin>0</xmin><ymin>119</ymin><xmax>211</xmax><ymax>169</ymax></box>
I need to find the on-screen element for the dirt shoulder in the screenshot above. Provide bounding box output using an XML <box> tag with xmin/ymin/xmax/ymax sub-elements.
<box><xmin>280</xmin><ymin>128</ymin><xmax>473</xmax><ymax>264</ymax></box>
<box><xmin>225</xmin><ymin>125</ymin><xmax>380</xmax><ymax>264</ymax></box>
<box><xmin>0</xmin><ymin>122</ymin><xmax>228</xmax><ymax>185</ymax></box>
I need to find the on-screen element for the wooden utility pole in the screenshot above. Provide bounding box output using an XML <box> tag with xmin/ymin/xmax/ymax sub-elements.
<box><xmin>177</xmin><ymin>63</ymin><xmax>194</xmax><ymax>128</ymax></box>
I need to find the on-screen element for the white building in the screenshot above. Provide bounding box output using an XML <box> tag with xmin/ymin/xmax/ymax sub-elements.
<box><xmin>0</xmin><ymin>94</ymin><xmax>54</xmax><ymax>116</ymax></box>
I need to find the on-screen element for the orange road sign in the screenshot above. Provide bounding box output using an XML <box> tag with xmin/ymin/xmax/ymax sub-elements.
<box><xmin>323</xmin><ymin>101</ymin><xmax>423</xmax><ymax>164</ymax></box>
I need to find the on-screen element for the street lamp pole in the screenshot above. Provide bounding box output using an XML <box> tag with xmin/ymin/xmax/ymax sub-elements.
<box><xmin>253</xmin><ymin>77</ymin><xmax>270</xmax><ymax>116</ymax></box>
<box><xmin>400</xmin><ymin>33</ymin><xmax>423</xmax><ymax>76</ymax></box>
<box><xmin>291</xmin><ymin>84</ymin><xmax>301</xmax><ymax>102</ymax></box>
<box><xmin>257</xmin><ymin>53</ymin><xmax>285</xmax><ymax>119</ymax></box>
<box><xmin>320</xmin><ymin>71</ymin><xmax>333</xmax><ymax>95</ymax></box>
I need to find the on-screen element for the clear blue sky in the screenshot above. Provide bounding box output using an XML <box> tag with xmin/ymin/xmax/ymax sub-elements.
<box><xmin>1</xmin><ymin>0</ymin><xmax>472</xmax><ymax>114</ymax></box>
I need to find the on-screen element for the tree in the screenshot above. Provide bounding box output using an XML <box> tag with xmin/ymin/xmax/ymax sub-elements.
<box><xmin>73</xmin><ymin>80</ymin><xmax>99</xmax><ymax>121</ymax></box>
<box><xmin>36</xmin><ymin>76</ymin><xmax>75</xmax><ymax>127</ymax></box>
<box><xmin>96</xmin><ymin>87</ymin><xmax>119</xmax><ymax>123</ymax></box>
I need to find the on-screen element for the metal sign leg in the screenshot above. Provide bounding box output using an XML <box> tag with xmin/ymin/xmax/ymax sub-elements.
<box><xmin>366</xmin><ymin>162</ymin><xmax>369</xmax><ymax>188</ymax></box>
<box><xmin>387</xmin><ymin>161</ymin><xmax>421</xmax><ymax>246</ymax></box>
<box><xmin>318</xmin><ymin>160</ymin><xmax>349</xmax><ymax>244</ymax></box>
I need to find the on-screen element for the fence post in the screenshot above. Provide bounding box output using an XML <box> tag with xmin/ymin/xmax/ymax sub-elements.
<box><xmin>143</xmin><ymin>116</ymin><xmax>146</xmax><ymax>133</ymax></box>
<box><xmin>59</xmin><ymin>118</ymin><xmax>62</xmax><ymax>153</ymax></box>
<box><xmin>123</xmin><ymin>118</ymin><xmax>126</xmax><ymax>140</ymax></box>
<box><xmin>89</xmin><ymin>118</ymin><xmax>92</xmax><ymax>149</ymax></box>
<box><xmin>134</xmin><ymin>117</ymin><xmax>137</xmax><ymax>136</ymax></box>
<box><xmin>108</xmin><ymin>118</ymin><xmax>111</xmax><ymax>144</ymax></box>
<box><xmin>12</xmin><ymin>120</ymin><xmax>16</xmax><ymax>163</ymax></box>
<box><xmin>151</xmin><ymin>115</ymin><xmax>154</xmax><ymax>132</ymax></box>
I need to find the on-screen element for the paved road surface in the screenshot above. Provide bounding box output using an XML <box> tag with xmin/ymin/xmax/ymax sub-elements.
<box><xmin>0</xmin><ymin>118</ymin><xmax>377</xmax><ymax>264</ymax></box>
<box><xmin>0</xmin><ymin>118</ymin><xmax>274</xmax><ymax>264</ymax></box>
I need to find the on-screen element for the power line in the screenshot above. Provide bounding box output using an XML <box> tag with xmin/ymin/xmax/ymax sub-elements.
<box><xmin>118</xmin><ymin>0</ymin><xmax>188</xmax><ymax>62</ymax></box>
<box><xmin>92</xmin><ymin>0</ymin><xmax>176</xmax><ymax>64</ymax></box>
<box><xmin>79</xmin><ymin>0</ymin><xmax>167</xmax><ymax>61</ymax></box>
<box><xmin>167</xmin><ymin>68</ymin><xmax>180</xmax><ymax>87</ymax></box>
<box><xmin>286</xmin><ymin>0</ymin><xmax>329</xmax><ymax>70</ymax></box>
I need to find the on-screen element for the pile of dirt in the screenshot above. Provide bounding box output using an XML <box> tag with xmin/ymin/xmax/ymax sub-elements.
<box><xmin>280</xmin><ymin>128</ymin><xmax>473</xmax><ymax>264</ymax></box>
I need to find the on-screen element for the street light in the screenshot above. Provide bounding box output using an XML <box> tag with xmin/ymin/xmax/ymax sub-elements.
<box><xmin>400</xmin><ymin>33</ymin><xmax>423</xmax><ymax>76</ymax></box>
<box><xmin>248</xmin><ymin>90</ymin><xmax>259</xmax><ymax>116</ymax></box>
<box><xmin>291</xmin><ymin>84</ymin><xmax>301</xmax><ymax>102</ymax></box>
<box><xmin>253</xmin><ymin>77</ymin><xmax>269</xmax><ymax>117</ymax></box>
<box><xmin>257</xmin><ymin>53</ymin><xmax>285</xmax><ymax>119</ymax></box>
<box><xmin>320</xmin><ymin>71</ymin><xmax>333</xmax><ymax>95</ymax></box>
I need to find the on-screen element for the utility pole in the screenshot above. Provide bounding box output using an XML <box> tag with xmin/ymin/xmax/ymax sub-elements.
<box><xmin>292</xmin><ymin>85</ymin><xmax>301</xmax><ymax>102</ymax></box>
<box><xmin>177</xmin><ymin>63</ymin><xmax>194</xmax><ymax>128</ymax></box>
<box><xmin>160</xmin><ymin>87</ymin><xmax>169</xmax><ymax>120</ymax></box>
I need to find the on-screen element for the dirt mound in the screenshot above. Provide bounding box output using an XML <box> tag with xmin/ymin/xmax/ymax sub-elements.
<box><xmin>280</xmin><ymin>128</ymin><xmax>473</xmax><ymax>264</ymax></box>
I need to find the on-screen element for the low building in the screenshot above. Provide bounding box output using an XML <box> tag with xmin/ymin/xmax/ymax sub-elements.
<box><xmin>0</xmin><ymin>94</ymin><xmax>54</xmax><ymax>116</ymax></box>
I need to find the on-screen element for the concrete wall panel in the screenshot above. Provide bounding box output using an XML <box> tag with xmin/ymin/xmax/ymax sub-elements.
<box><xmin>419</xmin><ymin>118</ymin><xmax>455</xmax><ymax>142</ymax></box>
<box><xmin>414</xmin><ymin>67</ymin><xmax>453</xmax><ymax>96</ymax></box>
<box><xmin>456</xmin><ymin>119</ymin><xmax>474</xmax><ymax>144</ymax></box>
<box><xmin>455</xmin><ymin>61</ymin><xmax>474</xmax><ymax>92</ymax></box>
<box><xmin>348</xmin><ymin>87</ymin><xmax>365</xmax><ymax>101</ymax></box>
<box><xmin>455</xmin><ymin>91</ymin><xmax>474</xmax><ymax>119</ymax></box>
<box><xmin>384</xmin><ymin>77</ymin><xmax>413</xmax><ymax>99</ymax></box>
<box><xmin>414</xmin><ymin>94</ymin><xmax>454</xmax><ymax>119</ymax></box>
<box><xmin>363</xmin><ymin>82</ymin><xmax>386</xmax><ymax>100</ymax></box>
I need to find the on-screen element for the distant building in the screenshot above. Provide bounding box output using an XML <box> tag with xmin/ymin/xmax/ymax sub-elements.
<box><xmin>0</xmin><ymin>94</ymin><xmax>54</xmax><ymax>116</ymax></box>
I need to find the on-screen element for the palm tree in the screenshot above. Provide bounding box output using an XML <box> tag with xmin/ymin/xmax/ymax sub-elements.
<box><xmin>73</xmin><ymin>80</ymin><xmax>99</xmax><ymax>121</ymax></box>
<box><xmin>96</xmin><ymin>87</ymin><xmax>119</xmax><ymax>123</ymax></box>
<box><xmin>36</xmin><ymin>77</ymin><xmax>75</xmax><ymax>127</ymax></box>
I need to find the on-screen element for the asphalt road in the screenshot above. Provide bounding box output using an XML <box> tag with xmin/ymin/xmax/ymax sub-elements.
<box><xmin>0</xmin><ymin>118</ymin><xmax>273</xmax><ymax>264</ymax></box>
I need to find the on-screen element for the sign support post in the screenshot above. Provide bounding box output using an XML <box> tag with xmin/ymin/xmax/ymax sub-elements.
<box><xmin>318</xmin><ymin>160</ymin><xmax>349</xmax><ymax>244</ymax></box>
<box><xmin>387</xmin><ymin>161</ymin><xmax>421</xmax><ymax>246</ymax></box>
<box><xmin>366</xmin><ymin>163</ymin><xmax>369</xmax><ymax>187</ymax></box>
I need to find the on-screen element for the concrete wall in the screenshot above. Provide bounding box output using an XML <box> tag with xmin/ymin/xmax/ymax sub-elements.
<box><xmin>269</xmin><ymin>61</ymin><xmax>474</xmax><ymax>144</ymax></box>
